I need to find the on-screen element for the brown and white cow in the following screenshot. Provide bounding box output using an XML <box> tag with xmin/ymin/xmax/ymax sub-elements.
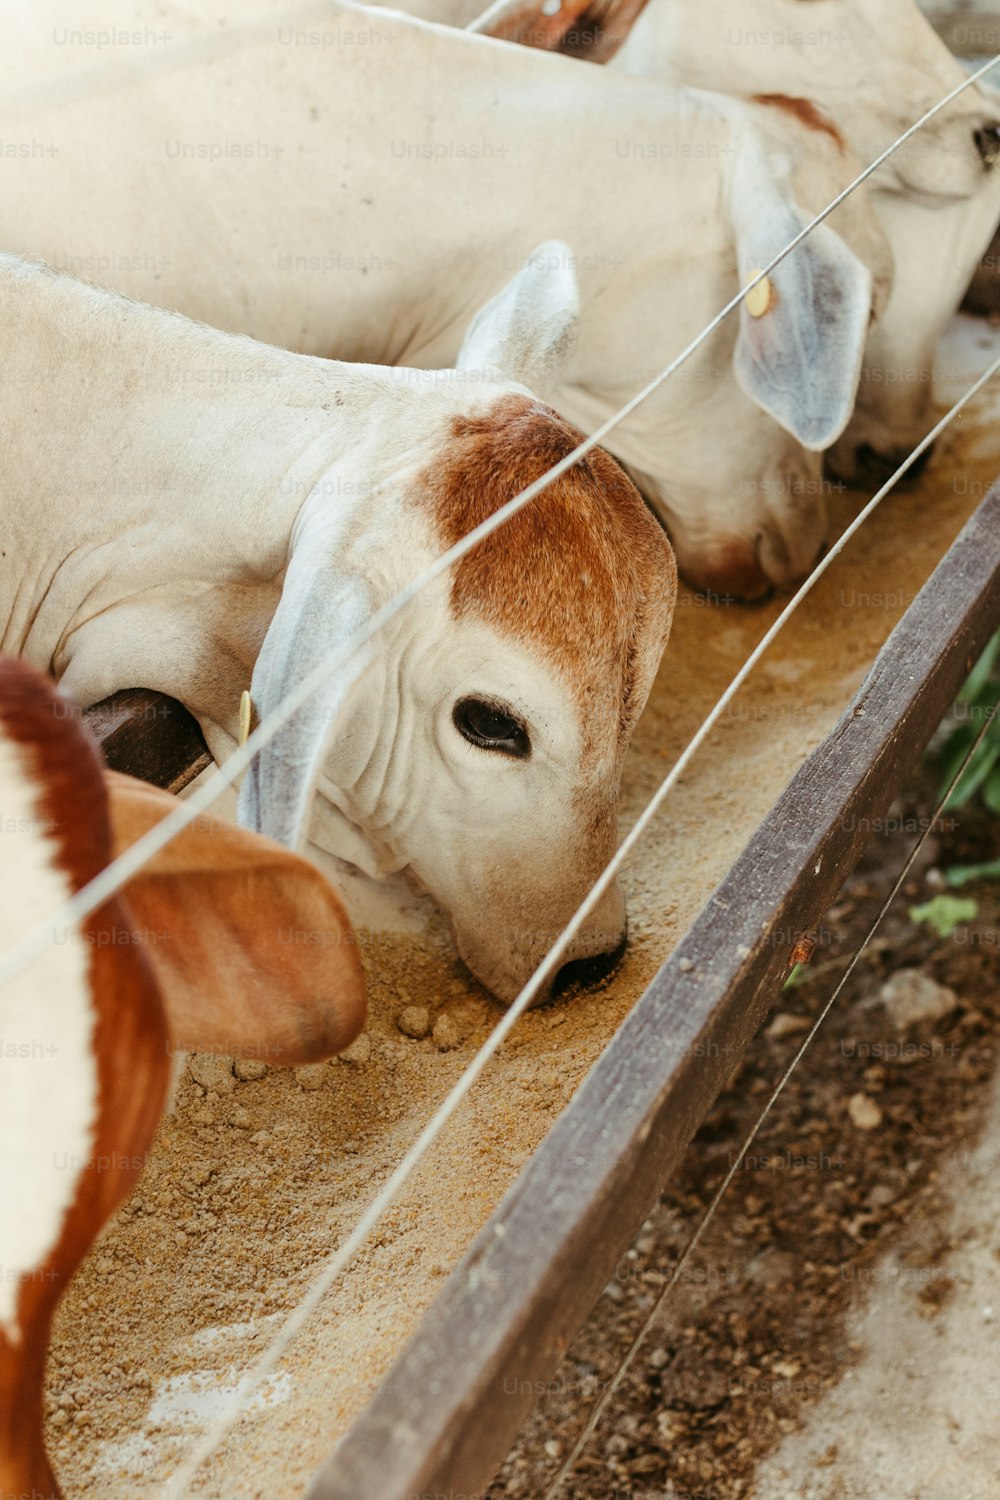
<box><xmin>0</xmin><ymin>249</ymin><xmax>676</xmax><ymax>1002</ymax></box>
<box><xmin>0</xmin><ymin>657</ymin><xmax>365</xmax><ymax>1499</ymax></box>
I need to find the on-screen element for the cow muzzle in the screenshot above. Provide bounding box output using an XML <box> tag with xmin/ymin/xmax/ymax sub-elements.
<box><xmin>976</xmin><ymin>122</ymin><xmax>1000</xmax><ymax>168</ymax></box>
<box><xmin>454</xmin><ymin>878</ymin><xmax>628</xmax><ymax>1007</ymax></box>
<box><xmin>677</xmin><ymin>519</ymin><xmax>826</xmax><ymax>601</ymax></box>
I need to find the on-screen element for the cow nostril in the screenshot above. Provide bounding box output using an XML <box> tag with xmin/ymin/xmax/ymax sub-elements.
<box><xmin>975</xmin><ymin>123</ymin><xmax>1000</xmax><ymax>167</ymax></box>
<box><xmin>552</xmin><ymin>931</ymin><xmax>628</xmax><ymax>998</ymax></box>
<box><xmin>853</xmin><ymin>440</ymin><xmax>935</xmax><ymax>490</ymax></box>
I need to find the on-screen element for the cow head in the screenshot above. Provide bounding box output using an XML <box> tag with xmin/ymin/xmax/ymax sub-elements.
<box><xmin>236</xmin><ymin>245</ymin><xmax>677</xmax><ymax>1004</ymax></box>
<box><xmin>491</xmin><ymin>0</ymin><xmax>1000</xmax><ymax>482</ymax></box>
<box><xmin>544</xmin><ymin>104</ymin><xmax>891</xmax><ymax>597</ymax></box>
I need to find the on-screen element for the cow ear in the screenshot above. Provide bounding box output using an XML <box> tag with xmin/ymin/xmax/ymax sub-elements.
<box><xmin>235</xmin><ymin>512</ymin><xmax>373</xmax><ymax>856</ymax></box>
<box><xmin>456</xmin><ymin>240</ymin><xmax>579</xmax><ymax>397</ymax></box>
<box><xmin>107</xmin><ymin>773</ymin><xmax>366</xmax><ymax>1064</ymax></box>
<box><xmin>728</xmin><ymin>133</ymin><xmax>874</xmax><ymax>452</ymax></box>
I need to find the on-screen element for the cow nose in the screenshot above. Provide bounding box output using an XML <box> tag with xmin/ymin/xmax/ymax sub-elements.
<box><xmin>853</xmin><ymin>440</ymin><xmax>935</xmax><ymax>490</ymax></box>
<box><xmin>975</xmin><ymin>122</ymin><xmax>1000</xmax><ymax>167</ymax></box>
<box><xmin>680</xmin><ymin>539</ymin><xmax>772</xmax><ymax>603</ymax></box>
<box><xmin>552</xmin><ymin>929</ymin><xmax>628</xmax><ymax>997</ymax></box>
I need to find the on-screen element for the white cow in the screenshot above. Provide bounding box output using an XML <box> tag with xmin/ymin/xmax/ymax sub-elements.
<box><xmin>0</xmin><ymin>0</ymin><xmax>894</xmax><ymax>594</ymax></box>
<box><xmin>0</xmin><ymin>250</ymin><xmax>677</xmax><ymax>1004</ymax></box>
<box><xmin>440</xmin><ymin>0</ymin><xmax>1000</xmax><ymax>478</ymax></box>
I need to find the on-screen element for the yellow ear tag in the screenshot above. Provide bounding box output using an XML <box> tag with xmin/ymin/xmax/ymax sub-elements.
<box><xmin>239</xmin><ymin>690</ymin><xmax>254</xmax><ymax>746</ymax></box>
<box><xmin>745</xmin><ymin>270</ymin><xmax>774</xmax><ymax>318</ymax></box>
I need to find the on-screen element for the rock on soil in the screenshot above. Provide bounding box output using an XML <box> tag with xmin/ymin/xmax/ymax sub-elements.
<box><xmin>879</xmin><ymin>969</ymin><xmax>958</xmax><ymax>1029</ymax></box>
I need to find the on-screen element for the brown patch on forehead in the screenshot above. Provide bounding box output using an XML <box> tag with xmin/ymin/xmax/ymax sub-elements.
<box><xmin>753</xmin><ymin>93</ymin><xmax>846</xmax><ymax>150</ymax></box>
<box><xmin>417</xmin><ymin>395</ymin><xmax>676</xmax><ymax>738</ymax></box>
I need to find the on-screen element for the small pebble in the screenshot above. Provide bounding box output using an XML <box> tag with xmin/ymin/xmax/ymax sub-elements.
<box><xmin>433</xmin><ymin>1006</ymin><xmax>478</xmax><ymax>1050</ymax></box>
<box><xmin>234</xmin><ymin>1058</ymin><xmax>267</xmax><ymax>1082</ymax></box>
<box><xmin>880</xmin><ymin>971</ymin><xmax>958</xmax><ymax>1030</ymax></box>
<box><xmin>678</xmin><ymin>957</ymin><xmax>695</xmax><ymax>973</ymax></box>
<box><xmin>848</xmin><ymin>1092</ymin><xmax>883</xmax><ymax>1131</ymax></box>
<box><xmin>187</xmin><ymin>1054</ymin><xmax>236</xmax><ymax>1095</ymax></box>
<box><xmin>229</xmin><ymin>1105</ymin><xmax>251</xmax><ymax>1128</ymax></box>
<box><xmin>767</xmin><ymin>1012</ymin><xmax>810</xmax><ymax>1040</ymax></box>
<box><xmin>339</xmin><ymin>1033</ymin><xmax>371</xmax><ymax>1065</ymax></box>
<box><xmin>656</xmin><ymin>1411</ymin><xmax>681</xmax><ymax>1444</ymax></box>
<box><xmin>397</xmin><ymin>1005</ymin><xmax>431</xmax><ymax>1040</ymax></box>
<box><xmin>294</xmin><ymin>1063</ymin><xmax>328</xmax><ymax>1091</ymax></box>
<box><xmin>746</xmin><ymin>1249</ymin><xmax>796</xmax><ymax>1290</ymax></box>
<box><xmin>433</xmin><ymin>1014</ymin><xmax>461</xmax><ymax>1051</ymax></box>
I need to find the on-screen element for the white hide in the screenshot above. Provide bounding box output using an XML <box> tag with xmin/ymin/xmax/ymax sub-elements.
<box><xmin>0</xmin><ymin>735</ymin><xmax>97</xmax><ymax>1345</ymax></box>
<box><xmin>0</xmin><ymin>0</ymin><xmax>893</xmax><ymax>588</ymax></box>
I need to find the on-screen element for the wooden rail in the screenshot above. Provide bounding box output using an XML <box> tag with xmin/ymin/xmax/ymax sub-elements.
<box><xmin>308</xmin><ymin>481</ymin><xmax>1000</xmax><ymax>1500</ymax></box>
<box><xmin>83</xmin><ymin>688</ymin><xmax>211</xmax><ymax>793</ymax></box>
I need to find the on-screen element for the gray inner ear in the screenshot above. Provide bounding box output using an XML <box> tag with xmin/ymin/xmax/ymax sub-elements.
<box><xmin>736</xmin><ymin>219</ymin><xmax>872</xmax><ymax>450</ymax></box>
<box><xmin>728</xmin><ymin>134</ymin><xmax>872</xmax><ymax>450</ymax></box>
<box><xmin>733</xmin><ymin>215</ymin><xmax>871</xmax><ymax>450</ymax></box>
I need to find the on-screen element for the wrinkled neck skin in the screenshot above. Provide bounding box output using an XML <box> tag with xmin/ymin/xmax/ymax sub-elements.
<box><xmin>0</xmin><ymin>255</ymin><xmax>420</xmax><ymax>752</ymax></box>
<box><xmin>304</xmin><ymin>605</ymin><xmax>630</xmax><ymax>1003</ymax></box>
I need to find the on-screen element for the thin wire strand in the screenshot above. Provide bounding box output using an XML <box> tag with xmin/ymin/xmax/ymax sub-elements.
<box><xmin>465</xmin><ymin>0</ymin><xmax>515</xmax><ymax>32</ymax></box>
<box><xmin>2</xmin><ymin>52</ymin><xmax>997</xmax><ymax>993</ymax></box>
<box><xmin>542</xmin><ymin>694</ymin><xmax>1000</xmax><ymax>1500</ymax></box>
<box><xmin>160</xmin><ymin>348</ymin><xmax>1000</xmax><ymax>1498</ymax></box>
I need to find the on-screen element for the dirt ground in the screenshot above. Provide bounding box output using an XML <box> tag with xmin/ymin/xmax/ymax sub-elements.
<box><xmin>486</xmin><ymin>769</ymin><xmax>1000</xmax><ymax>1500</ymax></box>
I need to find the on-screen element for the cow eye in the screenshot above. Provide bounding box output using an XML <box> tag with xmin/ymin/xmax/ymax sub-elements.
<box><xmin>453</xmin><ymin>697</ymin><xmax>531</xmax><ymax>759</ymax></box>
